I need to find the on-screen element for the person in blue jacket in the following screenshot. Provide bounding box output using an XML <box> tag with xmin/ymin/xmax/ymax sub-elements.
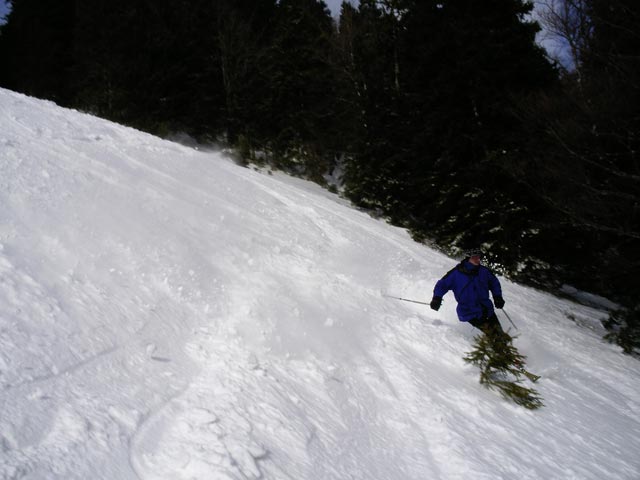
<box><xmin>430</xmin><ymin>249</ymin><xmax>506</xmax><ymax>336</ymax></box>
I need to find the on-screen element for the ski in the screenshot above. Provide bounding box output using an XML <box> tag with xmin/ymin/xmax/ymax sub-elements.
<box><xmin>518</xmin><ymin>368</ymin><xmax>541</xmax><ymax>383</ymax></box>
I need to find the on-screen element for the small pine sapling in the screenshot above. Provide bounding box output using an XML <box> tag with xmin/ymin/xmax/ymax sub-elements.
<box><xmin>464</xmin><ymin>331</ymin><xmax>543</xmax><ymax>409</ymax></box>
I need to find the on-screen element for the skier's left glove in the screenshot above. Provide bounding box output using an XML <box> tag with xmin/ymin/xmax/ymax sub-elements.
<box><xmin>494</xmin><ymin>296</ymin><xmax>505</xmax><ymax>309</ymax></box>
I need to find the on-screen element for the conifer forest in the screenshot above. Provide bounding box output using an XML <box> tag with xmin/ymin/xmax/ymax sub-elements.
<box><xmin>1</xmin><ymin>0</ymin><xmax>638</xmax><ymax>352</ymax></box>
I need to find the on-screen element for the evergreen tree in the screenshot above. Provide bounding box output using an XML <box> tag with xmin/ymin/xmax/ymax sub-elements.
<box><xmin>339</xmin><ymin>0</ymin><xmax>408</xmax><ymax>218</ymax></box>
<box><xmin>216</xmin><ymin>0</ymin><xmax>278</xmax><ymax>147</ymax></box>
<box><xmin>0</xmin><ymin>0</ymin><xmax>76</xmax><ymax>104</ymax></box>
<box><xmin>521</xmin><ymin>0</ymin><xmax>640</xmax><ymax>351</ymax></box>
<box><xmin>464</xmin><ymin>332</ymin><xmax>543</xmax><ymax>409</ymax></box>
<box><xmin>339</xmin><ymin>0</ymin><xmax>557</xmax><ymax>253</ymax></box>
<box><xmin>397</xmin><ymin>0</ymin><xmax>556</xmax><ymax>248</ymax></box>
<box><xmin>72</xmin><ymin>0</ymin><xmax>141</xmax><ymax>122</ymax></box>
<box><xmin>73</xmin><ymin>0</ymin><xmax>228</xmax><ymax>136</ymax></box>
<box><xmin>262</xmin><ymin>0</ymin><xmax>341</xmax><ymax>179</ymax></box>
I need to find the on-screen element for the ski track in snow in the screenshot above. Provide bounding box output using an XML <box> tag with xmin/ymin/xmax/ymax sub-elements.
<box><xmin>0</xmin><ymin>88</ymin><xmax>639</xmax><ymax>479</ymax></box>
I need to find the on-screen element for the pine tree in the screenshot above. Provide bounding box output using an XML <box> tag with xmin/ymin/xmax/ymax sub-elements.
<box><xmin>72</xmin><ymin>0</ymin><xmax>229</xmax><ymax>136</ymax></box>
<box><xmin>216</xmin><ymin>0</ymin><xmax>278</xmax><ymax>147</ymax></box>
<box><xmin>0</xmin><ymin>0</ymin><xmax>76</xmax><ymax>104</ymax></box>
<box><xmin>396</xmin><ymin>0</ymin><xmax>556</xmax><ymax>247</ymax></box>
<box><xmin>511</xmin><ymin>0</ymin><xmax>639</xmax><ymax>349</ymax></box>
<box><xmin>338</xmin><ymin>0</ymin><xmax>557</xmax><ymax>250</ymax></box>
<box><xmin>583</xmin><ymin>0</ymin><xmax>640</xmax><ymax>352</ymax></box>
<box><xmin>338</xmin><ymin>0</ymin><xmax>408</xmax><ymax>219</ymax></box>
<box><xmin>261</xmin><ymin>0</ymin><xmax>339</xmax><ymax>179</ymax></box>
<box><xmin>464</xmin><ymin>332</ymin><xmax>543</xmax><ymax>409</ymax></box>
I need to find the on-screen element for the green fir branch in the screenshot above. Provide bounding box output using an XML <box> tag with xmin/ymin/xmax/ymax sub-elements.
<box><xmin>464</xmin><ymin>332</ymin><xmax>544</xmax><ymax>410</ymax></box>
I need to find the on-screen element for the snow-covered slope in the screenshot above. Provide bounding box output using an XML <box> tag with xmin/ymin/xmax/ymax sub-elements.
<box><xmin>0</xmin><ymin>88</ymin><xmax>638</xmax><ymax>480</ymax></box>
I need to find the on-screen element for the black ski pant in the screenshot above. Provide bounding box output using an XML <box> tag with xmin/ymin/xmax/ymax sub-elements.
<box><xmin>468</xmin><ymin>312</ymin><xmax>510</xmax><ymax>352</ymax></box>
<box><xmin>468</xmin><ymin>312</ymin><xmax>504</xmax><ymax>335</ymax></box>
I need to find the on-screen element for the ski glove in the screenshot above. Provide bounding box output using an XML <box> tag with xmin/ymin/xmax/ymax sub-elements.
<box><xmin>494</xmin><ymin>296</ymin><xmax>505</xmax><ymax>309</ymax></box>
<box><xmin>430</xmin><ymin>296</ymin><xmax>442</xmax><ymax>311</ymax></box>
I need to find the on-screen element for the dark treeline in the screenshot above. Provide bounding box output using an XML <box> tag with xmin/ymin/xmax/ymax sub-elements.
<box><xmin>1</xmin><ymin>0</ymin><xmax>638</xmax><ymax>352</ymax></box>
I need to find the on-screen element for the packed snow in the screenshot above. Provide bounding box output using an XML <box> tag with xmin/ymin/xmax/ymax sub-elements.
<box><xmin>0</xmin><ymin>88</ymin><xmax>638</xmax><ymax>479</ymax></box>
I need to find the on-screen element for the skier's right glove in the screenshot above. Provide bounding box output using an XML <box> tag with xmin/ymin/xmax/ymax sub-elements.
<box><xmin>430</xmin><ymin>296</ymin><xmax>442</xmax><ymax>311</ymax></box>
<box><xmin>494</xmin><ymin>296</ymin><xmax>505</xmax><ymax>309</ymax></box>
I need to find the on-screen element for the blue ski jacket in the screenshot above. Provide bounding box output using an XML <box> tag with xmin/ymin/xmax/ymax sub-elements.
<box><xmin>433</xmin><ymin>261</ymin><xmax>502</xmax><ymax>322</ymax></box>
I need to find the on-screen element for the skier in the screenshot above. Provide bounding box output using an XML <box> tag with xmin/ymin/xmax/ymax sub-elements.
<box><xmin>430</xmin><ymin>249</ymin><xmax>540</xmax><ymax>391</ymax></box>
<box><xmin>429</xmin><ymin>248</ymin><xmax>506</xmax><ymax>339</ymax></box>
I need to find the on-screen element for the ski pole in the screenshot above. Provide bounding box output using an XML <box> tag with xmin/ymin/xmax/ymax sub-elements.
<box><xmin>500</xmin><ymin>309</ymin><xmax>518</xmax><ymax>330</ymax></box>
<box><xmin>383</xmin><ymin>295</ymin><xmax>430</xmax><ymax>306</ymax></box>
